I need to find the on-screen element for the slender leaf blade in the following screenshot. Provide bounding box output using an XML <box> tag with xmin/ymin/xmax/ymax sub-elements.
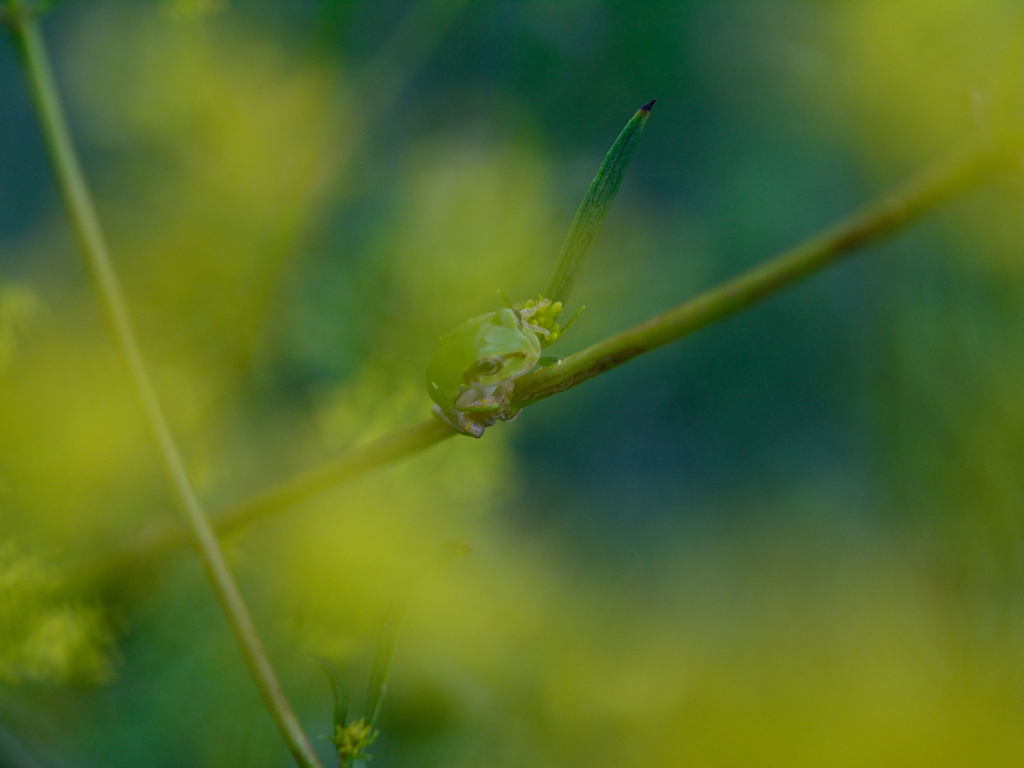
<box><xmin>546</xmin><ymin>100</ymin><xmax>655</xmax><ymax>304</ymax></box>
<box><xmin>363</xmin><ymin>604</ymin><xmax>402</xmax><ymax>728</ymax></box>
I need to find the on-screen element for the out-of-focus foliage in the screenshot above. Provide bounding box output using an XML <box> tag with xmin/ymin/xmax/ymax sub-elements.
<box><xmin>0</xmin><ymin>283</ymin><xmax>41</xmax><ymax>372</ymax></box>
<box><xmin>2</xmin><ymin>0</ymin><xmax>1024</xmax><ymax>766</ymax></box>
<box><xmin>164</xmin><ymin>0</ymin><xmax>227</xmax><ymax>21</ymax></box>
<box><xmin>0</xmin><ymin>543</ymin><xmax>113</xmax><ymax>684</ymax></box>
<box><xmin>815</xmin><ymin>0</ymin><xmax>1020</xmax><ymax>155</ymax></box>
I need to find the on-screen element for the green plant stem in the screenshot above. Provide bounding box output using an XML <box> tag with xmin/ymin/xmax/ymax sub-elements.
<box><xmin>4</xmin><ymin>5</ymin><xmax>323</xmax><ymax>767</ymax></box>
<box><xmin>514</xmin><ymin>138</ymin><xmax>995</xmax><ymax>406</ymax></box>
<box><xmin>85</xmin><ymin>135</ymin><xmax>1000</xmax><ymax>587</ymax></box>
<box><xmin>92</xmin><ymin>418</ymin><xmax>456</xmax><ymax>583</ymax></box>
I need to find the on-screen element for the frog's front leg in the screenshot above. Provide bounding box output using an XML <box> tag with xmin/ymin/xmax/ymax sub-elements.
<box><xmin>462</xmin><ymin>379</ymin><xmax>523</xmax><ymax>421</ymax></box>
<box><xmin>492</xmin><ymin>379</ymin><xmax>523</xmax><ymax>423</ymax></box>
<box><xmin>439</xmin><ymin>380</ymin><xmax>520</xmax><ymax>437</ymax></box>
<box><xmin>431</xmin><ymin>404</ymin><xmax>491</xmax><ymax>438</ymax></box>
<box><xmin>454</xmin><ymin>380</ymin><xmax>506</xmax><ymax>413</ymax></box>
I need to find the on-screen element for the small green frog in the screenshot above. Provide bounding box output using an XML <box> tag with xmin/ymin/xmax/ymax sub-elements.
<box><xmin>423</xmin><ymin>101</ymin><xmax>652</xmax><ymax>437</ymax></box>
<box><xmin>426</xmin><ymin>298</ymin><xmax>570</xmax><ymax>437</ymax></box>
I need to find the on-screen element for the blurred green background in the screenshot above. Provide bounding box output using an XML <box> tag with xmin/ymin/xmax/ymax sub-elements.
<box><xmin>3</xmin><ymin>0</ymin><xmax>1024</xmax><ymax>765</ymax></box>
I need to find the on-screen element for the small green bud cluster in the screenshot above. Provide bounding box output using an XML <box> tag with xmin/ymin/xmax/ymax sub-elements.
<box><xmin>334</xmin><ymin>717</ymin><xmax>378</xmax><ymax>766</ymax></box>
<box><xmin>514</xmin><ymin>295</ymin><xmax>584</xmax><ymax>346</ymax></box>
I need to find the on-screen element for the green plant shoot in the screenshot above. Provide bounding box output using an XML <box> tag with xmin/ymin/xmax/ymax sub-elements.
<box><xmin>426</xmin><ymin>101</ymin><xmax>654</xmax><ymax>437</ymax></box>
<box><xmin>546</xmin><ymin>99</ymin><xmax>655</xmax><ymax>304</ymax></box>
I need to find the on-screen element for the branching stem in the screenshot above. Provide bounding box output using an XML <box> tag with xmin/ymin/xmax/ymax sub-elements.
<box><xmin>88</xmin><ymin>135</ymin><xmax>1001</xmax><ymax>584</ymax></box>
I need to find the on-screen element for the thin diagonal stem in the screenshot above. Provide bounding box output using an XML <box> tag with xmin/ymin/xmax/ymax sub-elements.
<box><xmin>91</xmin><ymin>418</ymin><xmax>456</xmax><ymax>583</ymax></box>
<box><xmin>3</xmin><ymin>4</ymin><xmax>323</xmax><ymax>766</ymax></box>
<box><xmin>515</xmin><ymin>137</ymin><xmax>996</xmax><ymax>406</ymax></box>
<box><xmin>86</xmin><ymin>134</ymin><xmax>1001</xmax><ymax>587</ymax></box>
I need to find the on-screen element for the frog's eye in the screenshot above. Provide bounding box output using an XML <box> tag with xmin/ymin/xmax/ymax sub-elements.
<box><xmin>464</xmin><ymin>356</ymin><xmax>503</xmax><ymax>382</ymax></box>
<box><xmin>477</xmin><ymin>358</ymin><xmax>502</xmax><ymax>375</ymax></box>
<box><xmin>463</xmin><ymin>351</ymin><xmax>527</xmax><ymax>383</ymax></box>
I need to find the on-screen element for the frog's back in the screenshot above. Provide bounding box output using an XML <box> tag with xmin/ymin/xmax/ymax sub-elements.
<box><xmin>426</xmin><ymin>311</ymin><xmax>499</xmax><ymax>406</ymax></box>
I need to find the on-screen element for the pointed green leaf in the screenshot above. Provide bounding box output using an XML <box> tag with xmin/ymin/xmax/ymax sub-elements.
<box><xmin>363</xmin><ymin>605</ymin><xmax>402</xmax><ymax>728</ymax></box>
<box><xmin>313</xmin><ymin>655</ymin><xmax>350</xmax><ymax>731</ymax></box>
<box><xmin>546</xmin><ymin>100</ymin><xmax>655</xmax><ymax>304</ymax></box>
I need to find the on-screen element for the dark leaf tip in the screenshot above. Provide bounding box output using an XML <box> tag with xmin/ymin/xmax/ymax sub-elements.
<box><xmin>641</xmin><ymin>99</ymin><xmax>656</xmax><ymax>112</ymax></box>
